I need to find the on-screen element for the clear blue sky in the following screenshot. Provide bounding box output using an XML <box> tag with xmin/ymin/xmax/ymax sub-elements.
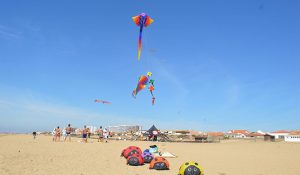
<box><xmin>1</xmin><ymin>0</ymin><xmax>300</xmax><ymax>133</ymax></box>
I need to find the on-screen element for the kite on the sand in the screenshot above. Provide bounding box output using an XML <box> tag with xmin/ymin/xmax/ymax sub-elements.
<box><xmin>132</xmin><ymin>72</ymin><xmax>156</xmax><ymax>105</ymax></box>
<box><xmin>132</xmin><ymin>13</ymin><xmax>154</xmax><ymax>61</ymax></box>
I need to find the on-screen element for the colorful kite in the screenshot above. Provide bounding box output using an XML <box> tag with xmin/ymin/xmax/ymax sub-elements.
<box><xmin>132</xmin><ymin>72</ymin><xmax>156</xmax><ymax>105</ymax></box>
<box><xmin>94</xmin><ymin>100</ymin><xmax>111</xmax><ymax>104</ymax></box>
<box><xmin>132</xmin><ymin>75</ymin><xmax>148</xmax><ymax>97</ymax></box>
<box><xmin>149</xmin><ymin>85</ymin><xmax>155</xmax><ymax>105</ymax></box>
<box><xmin>132</xmin><ymin>13</ymin><xmax>154</xmax><ymax>61</ymax></box>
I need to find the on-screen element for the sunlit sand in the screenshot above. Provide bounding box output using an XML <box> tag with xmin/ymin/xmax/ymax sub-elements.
<box><xmin>1</xmin><ymin>134</ymin><xmax>300</xmax><ymax>175</ymax></box>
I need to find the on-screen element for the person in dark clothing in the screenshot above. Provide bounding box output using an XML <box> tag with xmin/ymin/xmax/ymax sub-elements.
<box><xmin>32</xmin><ymin>131</ymin><xmax>37</xmax><ymax>139</ymax></box>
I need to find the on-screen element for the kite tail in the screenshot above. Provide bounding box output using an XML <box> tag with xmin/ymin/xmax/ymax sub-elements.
<box><xmin>138</xmin><ymin>26</ymin><xmax>143</xmax><ymax>61</ymax></box>
<box><xmin>152</xmin><ymin>97</ymin><xmax>155</xmax><ymax>106</ymax></box>
<box><xmin>149</xmin><ymin>90</ymin><xmax>155</xmax><ymax>105</ymax></box>
<box><xmin>150</xmin><ymin>90</ymin><xmax>154</xmax><ymax>97</ymax></box>
<box><xmin>132</xmin><ymin>90</ymin><xmax>137</xmax><ymax>98</ymax></box>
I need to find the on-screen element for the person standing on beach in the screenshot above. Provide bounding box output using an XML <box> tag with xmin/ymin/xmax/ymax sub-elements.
<box><xmin>64</xmin><ymin>124</ymin><xmax>72</xmax><ymax>142</ymax></box>
<box><xmin>55</xmin><ymin>126</ymin><xmax>61</xmax><ymax>142</ymax></box>
<box><xmin>87</xmin><ymin>127</ymin><xmax>91</xmax><ymax>138</ymax></box>
<box><xmin>52</xmin><ymin>128</ymin><xmax>56</xmax><ymax>141</ymax></box>
<box><xmin>32</xmin><ymin>131</ymin><xmax>37</xmax><ymax>139</ymax></box>
<box><xmin>81</xmin><ymin>125</ymin><xmax>88</xmax><ymax>143</ymax></box>
<box><xmin>103</xmin><ymin>128</ymin><xmax>108</xmax><ymax>143</ymax></box>
<box><xmin>97</xmin><ymin>126</ymin><xmax>103</xmax><ymax>142</ymax></box>
<box><xmin>152</xmin><ymin>130</ymin><xmax>158</xmax><ymax>141</ymax></box>
<box><xmin>109</xmin><ymin>130</ymin><xmax>113</xmax><ymax>138</ymax></box>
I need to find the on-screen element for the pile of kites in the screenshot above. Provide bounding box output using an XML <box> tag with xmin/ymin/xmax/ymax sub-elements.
<box><xmin>121</xmin><ymin>145</ymin><xmax>170</xmax><ymax>170</ymax></box>
<box><xmin>120</xmin><ymin>145</ymin><xmax>204</xmax><ymax>175</ymax></box>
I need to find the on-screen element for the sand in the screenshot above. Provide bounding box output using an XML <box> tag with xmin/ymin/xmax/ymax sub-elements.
<box><xmin>1</xmin><ymin>134</ymin><xmax>300</xmax><ymax>175</ymax></box>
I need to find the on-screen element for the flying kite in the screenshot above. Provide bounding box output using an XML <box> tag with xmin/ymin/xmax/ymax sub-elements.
<box><xmin>132</xmin><ymin>75</ymin><xmax>149</xmax><ymax>97</ymax></box>
<box><xmin>94</xmin><ymin>99</ymin><xmax>111</xmax><ymax>104</ymax></box>
<box><xmin>132</xmin><ymin>72</ymin><xmax>156</xmax><ymax>105</ymax></box>
<box><xmin>149</xmin><ymin>85</ymin><xmax>155</xmax><ymax>105</ymax></box>
<box><xmin>132</xmin><ymin>13</ymin><xmax>154</xmax><ymax>61</ymax></box>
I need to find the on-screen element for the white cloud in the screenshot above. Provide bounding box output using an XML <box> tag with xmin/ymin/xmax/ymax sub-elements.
<box><xmin>151</xmin><ymin>57</ymin><xmax>189</xmax><ymax>101</ymax></box>
<box><xmin>0</xmin><ymin>25</ymin><xmax>21</xmax><ymax>40</ymax></box>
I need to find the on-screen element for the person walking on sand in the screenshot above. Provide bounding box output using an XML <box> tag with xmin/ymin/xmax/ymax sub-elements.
<box><xmin>55</xmin><ymin>126</ymin><xmax>61</xmax><ymax>142</ymax></box>
<box><xmin>103</xmin><ymin>128</ymin><xmax>108</xmax><ymax>143</ymax></box>
<box><xmin>81</xmin><ymin>125</ymin><xmax>88</xmax><ymax>143</ymax></box>
<box><xmin>52</xmin><ymin>128</ymin><xmax>56</xmax><ymax>142</ymax></box>
<box><xmin>97</xmin><ymin>126</ymin><xmax>103</xmax><ymax>142</ymax></box>
<box><xmin>64</xmin><ymin>124</ymin><xmax>72</xmax><ymax>142</ymax></box>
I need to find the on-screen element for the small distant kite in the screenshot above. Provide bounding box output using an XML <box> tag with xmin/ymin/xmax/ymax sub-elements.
<box><xmin>132</xmin><ymin>13</ymin><xmax>154</xmax><ymax>61</ymax></box>
<box><xmin>132</xmin><ymin>72</ymin><xmax>156</xmax><ymax>105</ymax></box>
<box><xmin>95</xmin><ymin>100</ymin><xmax>111</xmax><ymax>104</ymax></box>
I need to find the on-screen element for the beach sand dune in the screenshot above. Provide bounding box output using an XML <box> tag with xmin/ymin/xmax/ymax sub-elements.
<box><xmin>1</xmin><ymin>134</ymin><xmax>300</xmax><ymax>175</ymax></box>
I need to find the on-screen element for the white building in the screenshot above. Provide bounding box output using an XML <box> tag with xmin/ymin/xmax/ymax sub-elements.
<box><xmin>284</xmin><ymin>131</ymin><xmax>300</xmax><ymax>142</ymax></box>
<box><xmin>226</xmin><ymin>130</ymin><xmax>250</xmax><ymax>138</ymax></box>
<box><xmin>107</xmin><ymin>125</ymin><xmax>141</xmax><ymax>133</ymax></box>
<box><xmin>268</xmin><ymin>130</ymin><xmax>290</xmax><ymax>139</ymax></box>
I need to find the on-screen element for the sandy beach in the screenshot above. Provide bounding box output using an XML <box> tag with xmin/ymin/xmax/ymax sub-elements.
<box><xmin>1</xmin><ymin>134</ymin><xmax>300</xmax><ymax>175</ymax></box>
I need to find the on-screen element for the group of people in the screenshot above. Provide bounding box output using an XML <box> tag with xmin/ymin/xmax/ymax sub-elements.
<box><xmin>52</xmin><ymin>124</ymin><xmax>72</xmax><ymax>142</ymax></box>
<box><xmin>52</xmin><ymin>124</ymin><xmax>111</xmax><ymax>143</ymax></box>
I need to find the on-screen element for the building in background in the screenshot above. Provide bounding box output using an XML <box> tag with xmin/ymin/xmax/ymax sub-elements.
<box><xmin>264</xmin><ymin>134</ymin><xmax>275</xmax><ymax>142</ymax></box>
<box><xmin>284</xmin><ymin>131</ymin><xmax>300</xmax><ymax>142</ymax></box>
<box><xmin>226</xmin><ymin>130</ymin><xmax>250</xmax><ymax>138</ymax></box>
<box><xmin>107</xmin><ymin>125</ymin><xmax>141</xmax><ymax>133</ymax></box>
<box><xmin>269</xmin><ymin>130</ymin><xmax>290</xmax><ymax>139</ymax></box>
<box><xmin>247</xmin><ymin>132</ymin><xmax>265</xmax><ymax>139</ymax></box>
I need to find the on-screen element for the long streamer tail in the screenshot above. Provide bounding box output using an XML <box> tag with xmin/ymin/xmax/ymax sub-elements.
<box><xmin>138</xmin><ymin>26</ymin><xmax>143</xmax><ymax>61</ymax></box>
<box><xmin>152</xmin><ymin>97</ymin><xmax>155</xmax><ymax>106</ymax></box>
<box><xmin>149</xmin><ymin>89</ymin><xmax>155</xmax><ymax>106</ymax></box>
<box><xmin>132</xmin><ymin>89</ymin><xmax>137</xmax><ymax>98</ymax></box>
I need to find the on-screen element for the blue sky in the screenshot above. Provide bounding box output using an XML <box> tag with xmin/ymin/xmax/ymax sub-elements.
<box><xmin>1</xmin><ymin>0</ymin><xmax>300</xmax><ymax>133</ymax></box>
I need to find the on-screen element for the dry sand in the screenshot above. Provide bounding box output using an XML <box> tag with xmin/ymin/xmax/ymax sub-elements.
<box><xmin>1</xmin><ymin>134</ymin><xmax>300</xmax><ymax>175</ymax></box>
